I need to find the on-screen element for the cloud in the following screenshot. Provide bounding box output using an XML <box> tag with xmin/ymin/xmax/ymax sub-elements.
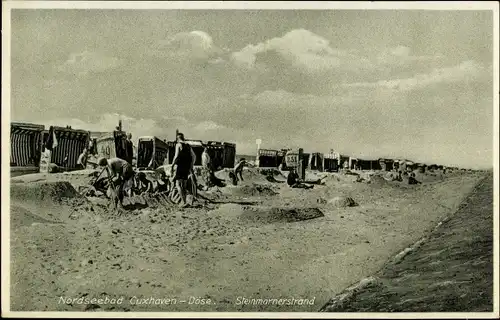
<box><xmin>194</xmin><ymin>120</ymin><xmax>225</xmax><ymax>131</ymax></box>
<box><xmin>149</xmin><ymin>30</ymin><xmax>223</xmax><ymax>62</ymax></box>
<box><xmin>231</xmin><ymin>29</ymin><xmax>366</xmax><ymax>73</ymax></box>
<box><xmin>208</xmin><ymin>57</ymin><xmax>226</xmax><ymax>65</ymax></box>
<box><xmin>57</xmin><ymin>51</ymin><xmax>124</xmax><ymax>76</ymax></box>
<box><xmin>162</xmin><ymin>115</ymin><xmax>189</xmax><ymax>123</ymax></box>
<box><xmin>250</xmin><ymin>89</ymin><xmax>359</xmax><ymax>108</ymax></box>
<box><xmin>230</xmin><ymin>30</ymin><xmax>448</xmax><ymax>84</ymax></box>
<box><xmin>376</xmin><ymin>45</ymin><xmax>443</xmax><ymax>66</ymax></box>
<box><xmin>343</xmin><ymin>60</ymin><xmax>488</xmax><ymax>91</ymax></box>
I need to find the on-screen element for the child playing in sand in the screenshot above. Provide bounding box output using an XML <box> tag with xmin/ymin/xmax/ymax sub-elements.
<box><xmin>135</xmin><ymin>171</ymin><xmax>153</xmax><ymax>195</ymax></box>
<box><xmin>77</xmin><ymin>148</ymin><xmax>88</xmax><ymax>170</ymax></box>
<box><xmin>287</xmin><ymin>168</ymin><xmax>314</xmax><ymax>189</ymax></box>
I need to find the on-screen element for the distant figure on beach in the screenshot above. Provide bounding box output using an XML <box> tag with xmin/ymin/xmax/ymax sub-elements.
<box><xmin>395</xmin><ymin>170</ymin><xmax>402</xmax><ymax>181</ymax></box>
<box><xmin>201</xmin><ymin>146</ymin><xmax>213</xmax><ymax>190</ymax></box>
<box><xmin>63</xmin><ymin>154</ymin><xmax>69</xmax><ymax>169</ymax></box>
<box><xmin>343</xmin><ymin>161</ymin><xmax>349</xmax><ymax>170</ymax></box>
<box><xmin>88</xmin><ymin>139</ymin><xmax>95</xmax><ymax>155</ymax></box>
<box><xmin>77</xmin><ymin>148</ymin><xmax>88</xmax><ymax>170</ymax></box>
<box><xmin>98</xmin><ymin>157</ymin><xmax>135</xmax><ymax>210</ymax></box>
<box><xmin>125</xmin><ymin>133</ymin><xmax>134</xmax><ymax>165</ymax></box>
<box><xmin>408</xmin><ymin>172</ymin><xmax>421</xmax><ymax>185</ymax></box>
<box><xmin>170</xmin><ymin>132</ymin><xmax>197</xmax><ymax>208</ymax></box>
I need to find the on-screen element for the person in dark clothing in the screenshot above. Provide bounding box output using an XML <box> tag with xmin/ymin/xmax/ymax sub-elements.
<box><xmin>287</xmin><ymin>168</ymin><xmax>299</xmax><ymax>186</ymax></box>
<box><xmin>228</xmin><ymin>171</ymin><xmax>238</xmax><ymax>186</ymax></box>
<box><xmin>125</xmin><ymin>133</ymin><xmax>134</xmax><ymax>165</ymax></box>
<box><xmin>408</xmin><ymin>172</ymin><xmax>422</xmax><ymax>185</ymax></box>
<box><xmin>287</xmin><ymin>168</ymin><xmax>314</xmax><ymax>189</ymax></box>
<box><xmin>170</xmin><ymin>132</ymin><xmax>197</xmax><ymax>208</ymax></box>
<box><xmin>234</xmin><ymin>158</ymin><xmax>250</xmax><ymax>182</ymax></box>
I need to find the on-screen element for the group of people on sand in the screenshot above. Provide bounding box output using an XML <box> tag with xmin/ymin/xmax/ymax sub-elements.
<box><xmin>387</xmin><ymin>168</ymin><xmax>422</xmax><ymax>184</ymax></box>
<box><xmin>93</xmin><ymin>132</ymin><xmax>197</xmax><ymax>210</ymax></box>
<box><xmin>85</xmin><ymin>131</ymin><xmax>252</xmax><ymax>210</ymax></box>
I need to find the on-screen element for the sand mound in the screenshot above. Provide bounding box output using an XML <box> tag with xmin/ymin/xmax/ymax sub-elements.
<box><xmin>304</xmin><ymin>171</ymin><xmax>329</xmax><ymax>182</ymax></box>
<box><xmin>324</xmin><ymin>173</ymin><xmax>360</xmax><ymax>185</ymax></box>
<box><xmin>213</xmin><ymin>204</ymin><xmax>325</xmax><ymax>223</ymax></box>
<box><xmin>11</xmin><ymin>181</ymin><xmax>82</xmax><ymax>205</ymax></box>
<box><xmin>366</xmin><ymin>174</ymin><xmax>391</xmax><ymax>186</ymax></box>
<box><xmin>328</xmin><ymin>196</ymin><xmax>358</xmax><ymax>208</ymax></box>
<box><xmin>323</xmin><ymin>174</ymin><xmax>342</xmax><ymax>183</ymax></box>
<box><xmin>215</xmin><ymin>168</ymin><xmax>238</xmax><ymax>181</ymax></box>
<box><xmin>225</xmin><ymin>184</ymin><xmax>278</xmax><ymax>197</ymax></box>
<box><xmin>241</xmin><ymin>206</ymin><xmax>325</xmax><ymax>223</ymax></box>
<box><xmin>212</xmin><ymin>203</ymin><xmax>246</xmax><ymax>218</ymax></box>
<box><xmin>417</xmin><ymin>172</ymin><xmax>445</xmax><ymax>184</ymax></box>
<box><xmin>383</xmin><ymin>172</ymin><xmax>399</xmax><ymax>181</ymax></box>
<box><xmin>9</xmin><ymin>181</ymin><xmax>96</xmax><ymax>222</ymax></box>
<box><xmin>258</xmin><ymin>168</ymin><xmax>288</xmax><ymax>181</ymax></box>
<box><xmin>215</xmin><ymin>168</ymin><xmax>285</xmax><ymax>184</ymax></box>
<box><xmin>10</xmin><ymin>204</ymin><xmax>62</xmax><ymax>229</ymax></box>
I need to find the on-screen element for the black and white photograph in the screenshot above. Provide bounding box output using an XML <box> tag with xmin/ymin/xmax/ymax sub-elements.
<box><xmin>2</xmin><ymin>1</ymin><xmax>498</xmax><ymax>318</ymax></box>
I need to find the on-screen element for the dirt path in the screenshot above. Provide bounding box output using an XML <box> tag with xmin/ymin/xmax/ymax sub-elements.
<box><xmin>320</xmin><ymin>173</ymin><xmax>494</xmax><ymax>312</ymax></box>
<box><xmin>10</xmin><ymin>171</ymin><xmax>486</xmax><ymax>312</ymax></box>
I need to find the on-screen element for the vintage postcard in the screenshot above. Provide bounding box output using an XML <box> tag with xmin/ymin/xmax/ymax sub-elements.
<box><xmin>2</xmin><ymin>1</ymin><xmax>499</xmax><ymax>318</ymax></box>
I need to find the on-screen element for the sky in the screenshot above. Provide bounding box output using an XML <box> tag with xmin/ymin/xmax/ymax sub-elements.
<box><xmin>10</xmin><ymin>9</ymin><xmax>495</xmax><ymax>168</ymax></box>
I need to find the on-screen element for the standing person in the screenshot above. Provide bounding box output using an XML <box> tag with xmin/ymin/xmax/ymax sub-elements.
<box><xmin>170</xmin><ymin>132</ymin><xmax>196</xmax><ymax>208</ymax></box>
<box><xmin>98</xmin><ymin>157</ymin><xmax>135</xmax><ymax>210</ymax></box>
<box><xmin>77</xmin><ymin>148</ymin><xmax>89</xmax><ymax>170</ymax></box>
<box><xmin>201</xmin><ymin>146</ymin><xmax>213</xmax><ymax>190</ymax></box>
<box><xmin>125</xmin><ymin>133</ymin><xmax>134</xmax><ymax>165</ymax></box>
<box><xmin>88</xmin><ymin>139</ymin><xmax>94</xmax><ymax>155</ymax></box>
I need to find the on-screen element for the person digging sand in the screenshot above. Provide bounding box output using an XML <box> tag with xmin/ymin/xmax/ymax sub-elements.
<box><xmin>233</xmin><ymin>158</ymin><xmax>253</xmax><ymax>183</ymax></box>
<box><xmin>98</xmin><ymin>157</ymin><xmax>135</xmax><ymax>210</ymax></box>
